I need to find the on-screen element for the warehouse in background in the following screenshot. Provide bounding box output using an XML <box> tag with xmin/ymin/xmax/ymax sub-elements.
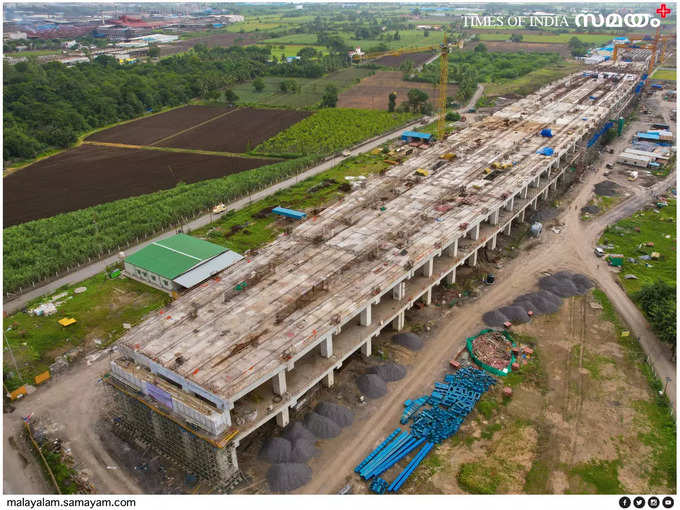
<box><xmin>124</xmin><ymin>233</ymin><xmax>243</xmax><ymax>292</ymax></box>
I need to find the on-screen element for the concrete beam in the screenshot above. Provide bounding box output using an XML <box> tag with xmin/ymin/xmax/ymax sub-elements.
<box><xmin>361</xmin><ymin>338</ymin><xmax>372</xmax><ymax>357</ymax></box>
<box><xmin>272</xmin><ymin>370</ymin><xmax>287</xmax><ymax>396</ymax></box>
<box><xmin>360</xmin><ymin>304</ymin><xmax>372</xmax><ymax>326</ymax></box>
<box><xmin>276</xmin><ymin>407</ymin><xmax>289</xmax><ymax>428</ymax></box>
<box><xmin>392</xmin><ymin>311</ymin><xmax>405</xmax><ymax>331</ymax></box>
<box><xmin>319</xmin><ymin>334</ymin><xmax>333</xmax><ymax>358</ymax></box>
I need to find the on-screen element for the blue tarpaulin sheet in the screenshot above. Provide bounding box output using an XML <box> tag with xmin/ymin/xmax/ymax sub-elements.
<box><xmin>401</xmin><ymin>131</ymin><xmax>433</xmax><ymax>141</ymax></box>
<box><xmin>272</xmin><ymin>206</ymin><xmax>306</xmax><ymax>220</ymax></box>
<box><xmin>536</xmin><ymin>147</ymin><xmax>554</xmax><ymax>156</ymax></box>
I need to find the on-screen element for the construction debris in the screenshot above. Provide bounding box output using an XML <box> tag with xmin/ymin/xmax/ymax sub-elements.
<box><xmin>470</xmin><ymin>331</ymin><xmax>513</xmax><ymax>372</ymax></box>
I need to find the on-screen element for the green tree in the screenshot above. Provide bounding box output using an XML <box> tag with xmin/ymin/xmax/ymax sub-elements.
<box><xmin>321</xmin><ymin>84</ymin><xmax>338</xmax><ymax>107</ymax></box>
<box><xmin>297</xmin><ymin>47</ymin><xmax>318</xmax><ymax>60</ymax></box>
<box><xmin>253</xmin><ymin>77</ymin><xmax>265</xmax><ymax>92</ymax></box>
<box><xmin>424</xmin><ymin>29</ymin><xmax>430</xmax><ymax>38</ymax></box>
<box><xmin>388</xmin><ymin>91</ymin><xmax>397</xmax><ymax>112</ymax></box>
<box><xmin>407</xmin><ymin>88</ymin><xmax>428</xmax><ymax>113</ymax></box>
<box><xmin>634</xmin><ymin>281</ymin><xmax>677</xmax><ymax>352</ymax></box>
<box><xmin>510</xmin><ymin>33</ymin><xmax>523</xmax><ymax>43</ymax></box>
<box><xmin>224</xmin><ymin>89</ymin><xmax>239</xmax><ymax>103</ymax></box>
<box><xmin>148</xmin><ymin>45</ymin><xmax>161</xmax><ymax>58</ymax></box>
<box><xmin>445</xmin><ymin>111</ymin><xmax>461</xmax><ymax>122</ymax></box>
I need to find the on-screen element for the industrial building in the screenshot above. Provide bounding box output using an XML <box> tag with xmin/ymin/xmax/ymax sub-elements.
<box><xmin>107</xmin><ymin>66</ymin><xmax>643</xmax><ymax>487</ymax></box>
<box><xmin>124</xmin><ymin>234</ymin><xmax>243</xmax><ymax>293</ymax></box>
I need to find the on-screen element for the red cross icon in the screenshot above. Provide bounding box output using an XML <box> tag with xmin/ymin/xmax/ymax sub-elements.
<box><xmin>657</xmin><ymin>3</ymin><xmax>671</xmax><ymax>18</ymax></box>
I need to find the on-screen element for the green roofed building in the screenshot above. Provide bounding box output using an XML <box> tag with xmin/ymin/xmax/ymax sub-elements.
<box><xmin>124</xmin><ymin>234</ymin><xmax>243</xmax><ymax>292</ymax></box>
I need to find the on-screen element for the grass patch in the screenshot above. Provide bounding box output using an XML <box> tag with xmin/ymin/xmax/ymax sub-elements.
<box><xmin>485</xmin><ymin>61</ymin><xmax>581</xmax><ymax>97</ymax></box>
<box><xmin>477</xmin><ymin>396</ymin><xmax>499</xmax><ymax>419</ymax></box>
<box><xmin>598</xmin><ymin>199</ymin><xmax>676</xmax><ymax>294</ymax></box>
<box><xmin>569</xmin><ymin>459</ymin><xmax>624</xmax><ymax>494</ymax></box>
<box><xmin>3</xmin><ymin>274</ymin><xmax>170</xmax><ymax>391</ymax></box>
<box><xmin>651</xmin><ymin>69</ymin><xmax>676</xmax><ymax>81</ymax></box>
<box><xmin>457</xmin><ymin>461</ymin><xmax>503</xmax><ymax>494</ymax></box>
<box><xmin>481</xmin><ymin>422</ymin><xmax>502</xmax><ymax>440</ymax></box>
<box><xmin>191</xmin><ymin>153</ymin><xmax>391</xmax><ymax>254</ymax></box>
<box><xmin>570</xmin><ymin>346</ymin><xmax>616</xmax><ymax>380</ymax></box>
<box><xmin>477</xmin><ymin>32</ymin><xmax>617</xmax><ymax>44</ymax></box>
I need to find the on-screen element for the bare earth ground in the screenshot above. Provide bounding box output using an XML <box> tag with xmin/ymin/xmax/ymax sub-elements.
<box><xmin>337</xmin><ymin>70</ymin><xmax>457</xmax><ymax>110</ymax></box>
<box><xmin>4</xmin><ymin>99</ymin><xmax>675</xmax><ymax>495</ymax></box>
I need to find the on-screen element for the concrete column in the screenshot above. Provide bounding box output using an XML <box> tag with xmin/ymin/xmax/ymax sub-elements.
<box><xmin>491</xmin><ymin>234</ymin><xmax>497</xmax><ymax>250</ymax></box>
<box><xmin>551</xmin><ymin>180</ymin><xmax>558</xmax><ymax>192</ymax></box>
<box><xmin>392</xmin><ymin>281</ymin><xmax>405</xmax><ymax>300</ymax></box>
<box><xmin>491</xmin><ymin>209</ymin><xmax>499</xmax><ymax>226</ymax></box>
<box><xmin>423</xmin><ymin>288</ymin><xmax>432</xmax><ymax>305</ymax></box>
<box><xmin>276</xmin><ymin>407</ymin><xmax>290</xmax><ymax>428</ymax></box>
<box><xmin>531</xmin><ymin>198</ymin><xmax>538</xmax><ymax>210</ymax></box>
<box><xmin>471</xmin><ymin>250</ymin><xmax>478</xmax><ymax>267</ymax></box>
<box><xmin>215</xmin><ymin>445</ymin><xmax>238</xmax><ymax>480</ymax></box>
<box><xmin>392</xmin><ymin>311</ymin><xmax>405</xmax><ymax>331</ymax></box>
<box><xmin>272</xmin><ymin>370</ymin><xmax>287</xmax><ymax>396</ymax></box>
<box><xmin>445</xmin><ymin>238</ymin><xmax>458</xmax><ymax>258</ymax></box>
<box><xmin>506</xmin><ymin>196</ymin><xmax>514</xmax><ymax>211</ymax></box>
<box><xmin>445</xmin><ymin>267</ymin><xmax>456</xmax><ymax>285</ymax></box>
<box><xmin>421</xmin><ymin>258</ymin><xmax>433</xmax><ymax>278</ymax></box>
<box><xmin>361</xmin><ymin>338</ymin><xmax>372</xmax><ymax>357</ymax></box>
<box><xmin>323</xmin><ymin>370</ymin><xmax>334</xmax><ymax>388</ymax></box>
<box><xmin>472</xmin><ymin>223</ymin><xmax>480</xmax><ymax>241</ymax></box>
<box><xmin>360</xmin><ymin>304</ymin><xmax>372</xmax><ymax>326</ymax></box>
<box><xmin>505</xmin><ymin>222</ymin><xmax>512</xmax><ymax>236</ymax></box>
<box><xmin>521</xmin><ymin>187</ymin><xmax>528</xmax><ymax>199</ymax></box>
<box><xmin>520</xmin><ymin>209</ymin><xmax>526</xmax><ymax>223</ymax></box>
<box><xmin>319</xmin><ymin>334</ymin><xmax>333</xmax><ymax>358</ymax></box>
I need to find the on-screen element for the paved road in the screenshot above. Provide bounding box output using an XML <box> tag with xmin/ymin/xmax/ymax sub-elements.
<box><xmin>461</xmin><ymin>84</ymin><xmax>485</xmax><ymax>113</ymax></box>
<box><xmin>4</xmin><ymin>118</ymin><xmax>427</xmax><ymax>315</ymax></box>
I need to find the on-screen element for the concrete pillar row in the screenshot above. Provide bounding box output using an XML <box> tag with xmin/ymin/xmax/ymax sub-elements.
<box><xmin>361</xmin><ymin>338</ymin><xmax>372</xmax><ymax>357</ymax></box>
<box><xmin>422</xmin><ymin>258</ymin><xmax>434</xmax><ymax>278</ymax></box>
<box><xmin>445</xmin><ymin>238</ymin><xmax>458</xmax><ymax>258</ymax></box>
<box><xmin>323</xmin><ymin>370</ymin><xmax>334</xmax><ymax>388</ymax></box>
<box><xmin>392</xmin><ymin>311</ymin><xmax>405</xmax><ymax>331</ymax></box>
<box><xmin>276</xmin><ymin>407</ymin><xmax>290</xmax><ymax>428</ymax></box>
<box><xmin>319</xmin><ymin>334</ymin><xmax>333</xmax><ymax>358</ymax></box>
<box><xmin>445</xmin><ymin>267</ymin><xmax>456</xmax><ymax>285</ymax></box>
<box><xmin>360</xmin><ymin>304</ymin><xmax>372</xmax><ymax>326</ymax></box>
<box><xmin>273</xmin><ymin>370</ymin><xmax>287</xmax><ymax>396</ymax></box>
<box><xmin>392</xmin><ymin>281</ymin><xmax>405</xmax><ymax>301</ymax></box>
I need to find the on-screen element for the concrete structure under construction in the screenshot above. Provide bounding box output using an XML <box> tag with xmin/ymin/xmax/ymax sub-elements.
<box><xmin>106</xmin><ymin>64</ymin><xmax>645</xmax><ymax>486</ymax></box>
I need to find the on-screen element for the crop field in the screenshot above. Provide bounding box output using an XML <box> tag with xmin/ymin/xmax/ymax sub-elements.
<box><xmin>263</xmin><ymin>29</ymin><xmax>446</xmax><ymax>52</ymax></box>
<box><xmin>257</xmin><ymin>44</ymin><xmax>329</xmax><ymax>58</ymax></box>
<box><xmin>651</xmin><ymin>69</ymin><xmax>677</xmax><ymax>81</ymax></box>
<box><xmin>476</xmin><ymin>32</ymin><xmax>617</xmax><ymax>44</ymax></box>
<box><xmin>463</xmin><ymin>41</ymin><xmax>571</xmax><ymax>58</ymax></box>
<box><xmin>253</xmin><ymin>108</ymin><xmax>416</xmax><ymax>155</ymax></box>
<box><xmin>86</xmin><ymin>105</ymin><xmax>235</xmax><ymax>146</ymax></box>
<box><xmin>3</xmin><ymin>145</ymin><xmax>274</xmax><ymax>226</ymax></box>
<box><xmin>229</xmin><ymin>67</ymin><xmax>373</xmax><ymax>108</ymax></box>
<box><xmin>160</xmin><ymin>32</ymin><xmax>262</xmax><ymax>57</ymax></box>
<box><xmin>155</xmin><ymin>108</ymin><xmax>311</xmax><ymax>153</ymax></box>
<box><xmin>484</xmin><ymin>62</ymin><xmax>581</xmax><ymax>97</ymax></box>
<box><xmin>337</xmin><ymin>70</ymin><xmax>457</xmax><ymax>110</ymax></box>
<box><xmin>373</xmin><ymin>51</ymin><xmax>437</xmax><ymax>67</ymax></box>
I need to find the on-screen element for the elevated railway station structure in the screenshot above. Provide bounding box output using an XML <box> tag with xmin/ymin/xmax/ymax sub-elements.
<box><xmin>106</xmin><ymin>64</ymin><xmax>645</xmax><ymax>486</ymax></box>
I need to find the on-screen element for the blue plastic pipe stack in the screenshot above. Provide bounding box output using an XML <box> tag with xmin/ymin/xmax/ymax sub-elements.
<box><xmin>388</xmin><ymin>442</ymin><xmax>435</xmax><ymax>492</ymax></box>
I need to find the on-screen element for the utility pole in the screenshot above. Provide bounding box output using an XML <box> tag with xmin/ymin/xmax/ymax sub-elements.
<box><xmin>4</xmin><ymin>333</ymin><xmax>23</xmax><ymax>385</ymax></box>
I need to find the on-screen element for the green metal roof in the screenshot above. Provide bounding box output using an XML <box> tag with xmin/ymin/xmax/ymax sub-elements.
<box><xmin>125</xmin><ymin>234</ymin><xmax>227</xmax><ymax>279</ymax></box>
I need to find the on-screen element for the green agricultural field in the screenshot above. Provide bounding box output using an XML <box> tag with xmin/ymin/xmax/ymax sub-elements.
<box><xmin>3</xmin><ymin>273</ymin><xmax>170</xmax><ymax>392</ymax></box>
<box><xmin>230</xmin><ymin>67</ymin><xmax>372</xmax><ymax>108</ymax></box>
<box><xmin>652</xmin><ymin>69</ymin><xmax>676</xmax><ymax>81</ymax></box>
<box><xmin>484</xmin><ymin>61</ymin><xmax>581</xmax><ymax>96</ymax></box>
<box><xmin>598</xmin><ymin>199</ymin><xmax>676</xmax><ymax>294</ymax></box>
<box><xmin>192</xmin><ymin>153</ymin><xmax>391</xmax><ymax>254</ymax></box>
<box><xmin>263</xmin><ymin>29</ymin><xmax>446</xmax><ymax>52</ymax></box>
<box><xmin>253</xmin><ymin>108</ymin><xmax>417</xmax><ymax>156</ymax></box>
<box><xmin>225</xmin><ymin>21</ymin><xmax>285</xmax><ymax>32</ymax></box>
<box><xmin>476</xmin><ymin>32</ymin><xmax>617</xmax><ymax>44</ymax></box>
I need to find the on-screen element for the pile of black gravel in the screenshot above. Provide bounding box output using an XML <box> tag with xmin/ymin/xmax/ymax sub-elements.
<box><xmin>289</xmin><ymin>439</ymin><xmax>319</xmax><ymax>463</ymax></box>
<box><xmin>282</xmin><ymin>421</ymin><xmax>317</xmax><ymax>442</ymax></box>
<box><xmin>594</xmin><ymin>181</ymin><xmax>619</xmax><ymax>197</ymax></box>
<box><xmin>314</xmin><ymin>402</ymin><xmax>354</xmax><ymax>428</ymax></box>
<box><xmin>367</xmin><ymin>362</ymin><xmax>407</xmax><ymax>382</ymax></box>
<box><xmin>266</xmin><ymin>463</ymin><xmax>312</xmax><ymax>493</ymax></box>
<box><xmin>260</xmin><ymin>437</ymin><xmax>292</xmax><ymax>464</ymax></box>
<box><xmin>304</xmin><ymin>412</ymin><xmax>341</xmax><ymax>439</ymax></box>
<box><xmin>391</xmin><ymin>332</ymin><xmax>424</xmax><ymax>350</ymax></box>
<box><xmin>356</xmin><ymin>373</ymin><xmax>388</xmax><ymax>399</ymax></box>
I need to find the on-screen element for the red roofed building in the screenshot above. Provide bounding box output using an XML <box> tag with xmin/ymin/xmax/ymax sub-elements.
<box><xmin>108</xmin><ymin>15</ymin><xmax>169</xmax><ymax>29</ymax></box>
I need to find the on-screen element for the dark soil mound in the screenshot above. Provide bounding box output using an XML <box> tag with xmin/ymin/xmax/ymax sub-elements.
<box><xmin>356</xmin><ymin>374</ymin><xmax>388</xmax><ymax>399</ymax></box>
<box><xmin>304</xmin><ymin>412</ymin><xmax>341</xmax><ymax>439</ymax></box>
<box><xmin>391</xmin><ymin>332</ymin><xmax>424</xmax><ymax>350</ymax></box>
<box><xmin>314</xmin><ymin>402</ymin><xmax>354</xmax><ymax>428</ymax></box>
<box><xmin>367</xmin><ymin>362</ymin><xmax>407</xmax><ymax>382</ymax></box>
<box><xmin>482</xmin><ymin>309</ymin><xmax>508</xmax><ymax>327</ymax></box>
<box><xmin>259</xmin><ymin>437</ymin><xmax>292</xmax><ymax>464</ymax></box>
<box><xmin>267</xmin><ymin>463</ymin><xmax>312</xmax><ymax>493</ymax></box>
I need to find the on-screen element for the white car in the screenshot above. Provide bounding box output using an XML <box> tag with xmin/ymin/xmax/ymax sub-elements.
<box><xmin>594</xmin><ymin>247</ymin><xmax>605</xmax><ymax>257</ymax></box>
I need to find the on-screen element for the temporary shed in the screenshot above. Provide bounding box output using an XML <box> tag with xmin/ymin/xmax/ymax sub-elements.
<box><xmin>606</xmin><ymin>254</ymin><xmax>624</xmax><ymax>267</ymax></box>
<box><xmin>623</xmin><ymin>148</ymin><xmax>669</xmax><ymax>161</ymax></box>
<box><xmin>125</xmin><ymin>234</ymin><xmax>242</xmax><ymax>292</ymax></box>
<box><xmin>617</xmin><ymin>153</ymin><xmax>650</xmax><ymax>168</ymax></box>
<box><xmin>272</xmin><ymin>206</ymin><xmax>306</xmax><ymax>220</ymax></box>
<box><xmin>401</xmin><ymin>131</ymin><xmax>433</xmax><ymax>143</ymax></box>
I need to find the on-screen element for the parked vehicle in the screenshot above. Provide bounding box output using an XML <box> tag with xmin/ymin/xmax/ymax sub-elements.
<box><xmin>594</xmin><ymin>247</ymin><xmax>605</xmax><ymax>257</ymax></box>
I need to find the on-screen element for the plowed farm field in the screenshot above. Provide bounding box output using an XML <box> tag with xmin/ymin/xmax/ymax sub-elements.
<box><xmin>88</xmin><ymin>106</ymin><xmax>309</xmax><ymax>154</ymax></box>
<box><xmin>373</xmin><ymin>51</ymin><xmax>436</xmax><ymax>68</ymax></box>
<box><xmin>4</xmin><ymin>145</ymin><xmax>274</xmax><ymax>226</ymax></box>
<box><xmin>87</xmin><ymin>106</ymin><xmax>235</xmax><ymax>146</ymax></box>
<box><xmin>337</xmin><ymin>71</ymin><xmax>457</xmax><ymax>110</ymax></box>
<box><xmin>156</xmin><ymin>108</ymin><xmax>311</xmax><ymax>153</ymax></box>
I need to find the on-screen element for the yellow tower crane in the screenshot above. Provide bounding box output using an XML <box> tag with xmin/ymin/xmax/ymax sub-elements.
<box><xmin>437</xmin><ymin>34</ymin><xmax>450</xmax><ymax>143</ymax></box>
